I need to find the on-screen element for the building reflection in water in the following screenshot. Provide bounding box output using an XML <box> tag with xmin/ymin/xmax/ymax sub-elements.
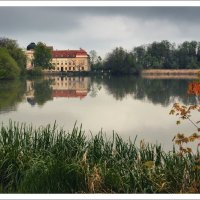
<box><xmin>52</xmin><ymin>76</ymin><xmax>89</xmax><ymax>99</ymax></box>
<box><xmin>26</xmin><ymin>80</ymin><xmax>36</xmax><ymax>106</ymax></box>
<box><xmin>25</xmin><ymin>76</ymin><xmax>90</xmax><ymax>106</ymax></box>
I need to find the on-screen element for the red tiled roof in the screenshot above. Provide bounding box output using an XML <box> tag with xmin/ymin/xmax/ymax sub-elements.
<box><xmin>53</xmin><ymin>90</ymin><xmax>87</xmax><ymax>99</ymax></box>
<box><xmin>52</xmin><ymin>49</ymin><xmax>87</xmax><ymax>58</ymax></box>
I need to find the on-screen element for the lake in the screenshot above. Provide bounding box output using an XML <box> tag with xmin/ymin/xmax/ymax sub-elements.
<box><xmin>0</xmin><ymin>75</ymin><xmax>199</xmax><ymax>150</ymax></box>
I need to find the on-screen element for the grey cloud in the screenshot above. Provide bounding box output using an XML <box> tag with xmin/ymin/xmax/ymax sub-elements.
<box><xmin>1</xmin><ymin>6</ymin><xmax>200</xmax><ymax>57</ymax></box>
<box><xmin>0</xmin><ymin>7</ymin><xmax>80</xmax><ymax>33</ymax></box>
<box><xmin>1</xmin><ymin>7</ymin><xmax>200</xmax><ymax>33</ymax></box>
<box><xmin>50</xmin><ymin>7</ymin><xmax>200</xmax><ymax>24</ymax></box>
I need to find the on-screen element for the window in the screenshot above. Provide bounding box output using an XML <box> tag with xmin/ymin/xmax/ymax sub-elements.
<box><xmin>73</xmin><ymin>67</ymin><xmax>75</xmax><ymax>71</ymax></box>
<box><xmin>69</xmin><ymin>67</ymin><xmax>71</xmax><ymax>70</ymax></box>
<box><xmin>61</xmin><ymin>63</ymin><xmax>63</xmax><ymax>65</ymax></box>
<box><xmin>57</xmin><ymin>63</ymin><xmax>59</xmax><ymax>65</ymax></box>
<box><xmin>69</xmin><ymin>62</ymin><xmax>71</xmax><ymax>65</ymax></box>
<box><xmin>57</xmin><ymin>67</ymin><xmax>59</xmax><ymax>70</ymax></box>
<box><xmin>65</xmin><ymin>67</ymin><xmax>67</xmax><ymax>70</ymax></box>
<box><xmin>82</xmin><ymin>67</ymin><xmax>84</xmax><ymax>71</ymax></box>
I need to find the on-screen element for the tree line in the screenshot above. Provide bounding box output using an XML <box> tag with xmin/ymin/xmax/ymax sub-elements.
<box><xmin>1</xmin><ymin>37</ymin><xmax>200</xmax><ymax>79</ymax></box>
<box><xmin>90</xmin><ymin>40</ymin><xmax>200</xmax><ymax>74</ymax></box>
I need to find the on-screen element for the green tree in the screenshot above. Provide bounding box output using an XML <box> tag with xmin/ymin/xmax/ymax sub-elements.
<box><xmin>89</xmin><ymin>50</ymin><xmax>97</xmax><ymax>66</ymax></box>
<box><xmin>131</xmin><ymin>40</ymin><xmax>200</xmax><ymax>69</ymax></box>
<box><xmin>176</xmin><ymin>41</ymin><xmax>200</xmax><ymax>69</ymax></box>
<box><xmin>197</xmin><ymin>42</ymin><xmax>200</xmax><ymax>63</ymax></box>
<box><xmin>95</xmin><ymin>56</ymin><xmax>104</xmax><ymax>70</ymax></box>
<box><xmin>132</xmin><ymin>45</ymin><xmax>147</xmax><ymax>69</ymax></box>
<box><xmin>0</xmin><ymin>37</ymin><xmax>27</xmax><ymax>73</ymax></box>
<box><xmin>145</xmin><ymin>40</ymin><xmax>176</xmax><ymax>68</ymax></box>
<box><xmin>89</xmin><ymin>50</ymin><xmax>104</xmax><ymax>71</ymax></box>
<box><xmin>33</xmin><ymin>42</ymin><xmax>52</xmax><ymax>69</ymax></box>
<box><xmin>0</xmin><ymin>48</ymin><xmax>20</xmax><ymax>79</ymax></box>
<box><xmin>104</xmin><ymin>47</ymin><xmax>137</xmax><ymax>74</ymax></box>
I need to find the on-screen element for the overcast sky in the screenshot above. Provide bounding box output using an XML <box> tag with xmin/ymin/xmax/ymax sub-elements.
<box><xmin>1</xmin><ymin>6</ymin><xmax>200</xmax><ymax>57</ymax></box>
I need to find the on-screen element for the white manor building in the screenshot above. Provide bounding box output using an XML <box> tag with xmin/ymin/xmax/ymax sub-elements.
<box><xmin>26</xmin><ymin>42</ymin><xmax>91</xmax><ymax>72</ymax></box>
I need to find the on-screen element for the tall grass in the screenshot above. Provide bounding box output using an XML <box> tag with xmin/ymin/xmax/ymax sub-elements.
<box><xmin>0</xmin><ymin>121</ymin><xmax>199</xmax><ymax>193</ymax></box>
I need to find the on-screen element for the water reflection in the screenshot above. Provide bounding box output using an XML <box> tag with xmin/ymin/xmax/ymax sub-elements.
<box><xmin>25</xmin><ymin>76</ymin><xmax>90</xmax><ymax>107</ymax></box>
<box><xmin>0</xmin><ymin>75</ymin><xmax>197</xmax><ymax>112</ymax></box>
<box><xmin>0</xmin><ymin>79</ymin><xmax>26</xmax><ymax>112</ymax></box>
<box><xmin>26</xmin><ymin>78</ymin><xmax>53</xmax><ymax>106</ymax></box>
<box><xmin>0</xmin><ymin>75</ymin><xmax>198</xmax><ymax>150</ymax></box>
<box><xmin>51</xmin><ymin>76</ymin><xmax>90</xmax><ymax>99</ymax></box>
<box><xmin>91</xmin><ymin>76</ymin><xmax>197</xmax><ymax>106</ymax></box>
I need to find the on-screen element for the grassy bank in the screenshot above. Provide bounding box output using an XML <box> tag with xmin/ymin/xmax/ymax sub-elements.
<box><xmin>0</xmin><ymin>121</ymin><xmax>199</xmax><ymax>193</ymax></box>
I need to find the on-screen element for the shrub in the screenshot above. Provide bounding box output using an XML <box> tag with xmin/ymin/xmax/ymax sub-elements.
<box><xmin>0</xmin><ymin>37</ymin><xmax>27</xmax><ymax>74</ymax></box>
<box><xmin>26</xmin><ymin>66</ymin><xmax>43</xmax><ymax>76</ymax></box>
<box><xmin>0</xmin><ymin>48</ymin><xmax>20</xmax><ymax>79</ymax></box>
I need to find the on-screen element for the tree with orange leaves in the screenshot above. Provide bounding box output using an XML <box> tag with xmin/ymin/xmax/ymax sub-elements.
<box><xmin>170</xmin><ymin>79</ymin><xmax>200</xmax><ymax>163</ymax></box>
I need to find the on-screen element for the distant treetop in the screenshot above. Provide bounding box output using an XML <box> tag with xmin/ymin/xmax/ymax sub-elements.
<box><xmin>27</xmin><ymin>42</ymin><xmax>36</xmax><ymax>50</ymax></box>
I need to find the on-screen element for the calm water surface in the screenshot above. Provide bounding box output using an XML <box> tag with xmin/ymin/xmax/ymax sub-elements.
<box><xmin>0</xmin><ymin>75</ymin><xmax>198</xmax><ymax>150</ymax></box>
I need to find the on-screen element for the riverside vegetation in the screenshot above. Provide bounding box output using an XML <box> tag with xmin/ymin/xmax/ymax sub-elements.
<box><xmin>0</xmin><ymin>121</ymin><xmax>199</xmax><ymax>193</ymax></box>
<box><xmin>1</xmin><ymin>37</ymin><xmax>200</xmax><ymax>80</ymax></box>
<box><xmin>90</xmin><ymin>40</ymin><xmax>200</xmax><ymax>74</ymax></box>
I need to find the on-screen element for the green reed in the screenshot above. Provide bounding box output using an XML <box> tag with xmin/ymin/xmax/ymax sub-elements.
<box><xmin>0</xmin><ymin>120</ymin><xmax>199</xmax><ymax>193</ymax></box>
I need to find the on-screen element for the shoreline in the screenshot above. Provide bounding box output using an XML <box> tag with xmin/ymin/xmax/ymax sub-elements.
<box><xmin>142</xmin><ymin>69</ymin><xmax>200</xmax><ymax>75</ymax></box>
<box><xmin>42</xmin><ymin>69</ymin><xmax>200</xmax><ymax>75</ymax></box>
<box><xmin>142</xmin><ymin>74</ymin><xmax>199</xmax><ymax>79</ymax></box>
<box><xmin>142</xmin><ymin>69</ymin><xmax>200</xmax><ymax>79</ymax></box>
<box><xmin>25</xmin><ymin>69</ymin><xmax>200</xmax><ymax>80</ymax></box>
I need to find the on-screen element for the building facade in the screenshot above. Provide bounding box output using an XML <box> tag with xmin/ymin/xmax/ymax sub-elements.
<box><xmin>51</xmin><ymin>49</ymin><xmax>90</xmax><ymax>72</ymax></box>
<box><xmin>26</xmin><ymin>50</ymin><xmax>35</xmax><ymax>70</ymax></box>
<box><xmin>25</xmin><ymin>43</ymin><xmax>90</xmax><ymax>72</ymax></box>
